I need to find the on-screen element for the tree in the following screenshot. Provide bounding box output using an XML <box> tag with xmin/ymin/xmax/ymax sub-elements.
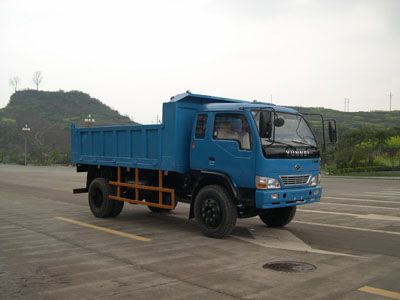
<box><xmin>9</xmin><ymin>76</ymin><xmax>21</xmax><ymax>92</ymax></box>
<box><xmin>32</xmin><ymin>71</ymin><xmax>43</xmax><ymax>90</ymax></box>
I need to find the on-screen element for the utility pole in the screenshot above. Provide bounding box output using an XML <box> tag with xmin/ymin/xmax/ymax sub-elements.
<box><xmin>389</xmin><ymin>92</ymin><xmax>393</xmax><ymax>112</ymax></box>
<box><xmin>22</xmin><ymin>124</ymin><xmax>31</xmax><ymax>166</ymax></box>
<box><xmin>270</xmin><ymin>95</ymin><xmax>273</xmax><ymax>104</ymax></box>
<box><xmin>344</xmin><ymin>98</ymin><xmax>350</xmax><ymax>112</ymax></box>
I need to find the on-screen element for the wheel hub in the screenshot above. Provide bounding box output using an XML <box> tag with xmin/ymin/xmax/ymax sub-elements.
<box><xmin>201</xmin><ymin>198</ymin><xmax>221</xmax><ymax>228</ymax></box>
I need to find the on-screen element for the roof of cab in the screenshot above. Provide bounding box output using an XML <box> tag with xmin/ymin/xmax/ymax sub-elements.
<box><xmin>169</xmin><ymin>91</ymin><xmax>298</xmax><ymax>114</ymax></box>
<box><xmin>170</xmin><ymin>91</ymin><xmax>244</xmax><ymax>103</ymax></box>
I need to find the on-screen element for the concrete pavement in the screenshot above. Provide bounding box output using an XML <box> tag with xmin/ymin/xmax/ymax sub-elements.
<box><xmin>0</xmin><ymin>165</ymin><xmax>399</xmax><ymax>299</ymax></box>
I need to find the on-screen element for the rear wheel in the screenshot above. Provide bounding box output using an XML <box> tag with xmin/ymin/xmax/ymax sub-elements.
<box><xmin>110</xmin><ymin>200</ymin><xmax>124</xmax><ymax>217</ymax></box>
<box><xmin>88</xmin><ymin>178</ymin><xmax>123</xmax><ymax>218</ymax></box>
<box><xmin>194</xmin><ymin>185</ymin><xmax>237</xmax><ymax>238</ymax></box>
<box><xmin>258</xmin><ymin>206</ymin><xmax>296</xmax><ymax>227</ymax></box>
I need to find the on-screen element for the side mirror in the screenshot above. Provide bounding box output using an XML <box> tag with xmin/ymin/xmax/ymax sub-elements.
<box><xmin>259</xmin><ymin>111</ymin><xmax>272</xmax><ymax>139</ymax></box>
<box><xmin>274</xmin><ymin>117</ymin><xmax>285</xmax><ymax>127</ymax></box>
<box><xmin>328</xmin><ymin>120</ymin><xmax>337</xmax><ymax>143</ymax></box>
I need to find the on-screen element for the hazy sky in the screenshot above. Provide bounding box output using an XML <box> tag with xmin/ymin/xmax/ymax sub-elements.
<box><xmin>1</xmin><ymin>0</ymin><xmax>399</xmax><ymax>123</ymax></box>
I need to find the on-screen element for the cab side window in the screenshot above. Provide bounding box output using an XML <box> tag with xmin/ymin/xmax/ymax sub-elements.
<box><xmin>195</xmin><ymin>114</ymin><xmax>207</xmax><ymax>139</ymax></box>
<box><xmin>213</xmin><ymin>114</ymin><xmax>252</xmax><ymax>150</ymax></box>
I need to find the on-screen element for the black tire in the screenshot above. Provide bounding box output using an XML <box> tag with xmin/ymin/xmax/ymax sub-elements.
<box><xmin>194</xmin><ymin>185</ymin><xmax>237</xmax><ymax>238</ymax></box>
<box><xmin>88</xmin><ymin>178</ymin><xmax>116</xmax><ymax>218</ymax></box>
<box><xmin>258</xmin><ymin>206</ymin><xmax>296</xmax><ymax>228</ymax></box>
<box><xmin>110</xmin><ymin>200</ymin><xmax>124</xmax><ymax>217</ymax></box>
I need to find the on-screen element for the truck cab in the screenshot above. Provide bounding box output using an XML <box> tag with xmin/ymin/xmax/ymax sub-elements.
<box><xmin>72</xmin><ymin>92</ymin><xmax>336</xmax><ymax>238</ymax></box>
<box><xmin>190</xmin><ymin>102</ymin><xmax>322</xmax><ymax>208</ymax></box>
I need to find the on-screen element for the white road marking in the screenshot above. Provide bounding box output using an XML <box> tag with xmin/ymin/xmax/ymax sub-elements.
<box><xmin>364</xmin><ymin>192</ymin><xmax>400</xmax><ymax>197</ymax></box>
<box><xmin>323</xmin><ymin>196</ymin><xmax>399</xmax><ymax>204</ymax></box>
<box><xmin>298</xmin><ymin>209</ymin><xmax>400</xmax><ymax>221</ymax></box>
<box><xmin>357</xmin><ymin>194</ymin><xmax>400</xmax><ymax>199</ymax></box>
<box><xmin>359</xmin><ymin>214</ymin><xmax>400</xmax><ymax>221</ymax></box>
<box><xmin>56</xmin><ymin>217</ymin><xmax>152</xmax><ymax>242</ymax></box>
<box><xmin>381</xmin><ymin>191</ymin><xmax>400</xmax><ymax>194</ymax></box>
<box><xmin>293</xmin><ymin>220</ymin><xmax>400</xmax><ymax>236</ymax></box>
<box><xmin>318</xmin><ymin>202</ymin><xmax>400</xmax><ymax>210</ymax></box>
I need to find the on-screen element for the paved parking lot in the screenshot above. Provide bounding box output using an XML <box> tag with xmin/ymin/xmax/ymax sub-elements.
<box><xmin>0</xmin><ymin>165</ymin><xmax>399</xmax><ymax>299</ymax></box>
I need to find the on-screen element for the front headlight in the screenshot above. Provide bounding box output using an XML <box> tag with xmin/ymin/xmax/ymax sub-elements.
<box><xmin>309</xmin><ymin>174</ymin><xmax>320</xmax><ymax>186</ymax></box>
<box><xmin>256</xmin><ymin>176</ymin><xmax>281</xmax><ymax>189</ymax></box>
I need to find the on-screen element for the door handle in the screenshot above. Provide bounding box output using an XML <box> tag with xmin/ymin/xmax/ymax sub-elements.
<box><xmin>209</xmin><ymin>157</ymin><xmax>215</xmax><ymax>166</ymax></box>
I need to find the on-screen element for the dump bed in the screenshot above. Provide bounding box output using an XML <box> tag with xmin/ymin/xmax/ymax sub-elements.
<box><xmin>71</xmin><ymin>92</ymin><xmax>245</xmax><ymax>173</ymax></box>
<box><xmin>71</xmin><ymin>123</ymin><xmax>169</xmax><ymax>170</ymax></box>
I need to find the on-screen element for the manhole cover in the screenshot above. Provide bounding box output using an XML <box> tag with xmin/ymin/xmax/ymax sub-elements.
<box><xmin>263</xmin><ymin>261</ymin><xmax>316</xmax><ymax>273</ymax></box>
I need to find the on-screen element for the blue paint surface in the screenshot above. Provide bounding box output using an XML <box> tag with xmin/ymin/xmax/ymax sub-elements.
<box><xmin>71</xmin><ymin>92</ymin><xmax>322</xmax><ymax>207</ymax></box>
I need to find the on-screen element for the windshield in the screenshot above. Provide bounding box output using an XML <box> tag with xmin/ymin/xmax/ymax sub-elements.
<box><xmin>251</xmin><ymin>110</ymin><xmax>317</xmax><ymax>147</ymax></box>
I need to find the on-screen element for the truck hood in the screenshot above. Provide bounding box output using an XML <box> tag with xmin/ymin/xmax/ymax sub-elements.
<box><xmin>255</xmin><ymin>157</ymin><xmax>320</xmax><ymax>178</ymax></box>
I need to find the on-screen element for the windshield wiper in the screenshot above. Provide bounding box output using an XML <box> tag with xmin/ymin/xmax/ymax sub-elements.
<box><xmin>265</xmin><ymin>140</ymin><xmax>295</xmax><ymax>148</ymax></box>
<box><xmin>291</xmin><ymin>139</ymin><xmax>316</xmax><ymax>147</ymax></box>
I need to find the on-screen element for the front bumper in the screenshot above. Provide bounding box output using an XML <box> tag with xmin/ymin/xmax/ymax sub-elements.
<box><xmin>255</xmin><ymin>186</ymin><xmax>322</xmax><ymax>209</ymax></box>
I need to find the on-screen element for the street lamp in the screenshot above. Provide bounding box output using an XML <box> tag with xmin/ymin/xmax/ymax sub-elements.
<box><xmin>84</xmin><ymin>114</ymin><xmax>95</xmax><ymax>127</ymax></box>
<box><xmin>21</xmin><ymin>124</ymin><xmax>31</xmax><ymax>166</ymax></box>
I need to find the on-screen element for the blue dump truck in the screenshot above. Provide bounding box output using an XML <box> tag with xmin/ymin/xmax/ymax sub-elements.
<box><xmin>71</xmin><ymin>92</ymin><xmax>337</xmax><ymax>238</ymax></box>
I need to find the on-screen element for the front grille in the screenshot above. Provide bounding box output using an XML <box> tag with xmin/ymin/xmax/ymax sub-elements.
<box><xmin>280</xmin><ymin>175</ymin><xmax>311</xmax><ymax>186</ymax></box>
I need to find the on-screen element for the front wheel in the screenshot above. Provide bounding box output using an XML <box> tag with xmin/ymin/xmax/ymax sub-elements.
<box><xmin>194</xmin><ymin>185</ymin><xmax>237</xmax><ymax>238</ymax></box>
<box><xmin>258</xmin><ymin>206</ymin><xmax>296</xmax><ymax>228</ymax></box>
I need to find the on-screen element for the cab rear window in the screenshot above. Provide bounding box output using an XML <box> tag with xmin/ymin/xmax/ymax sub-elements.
<box><xmin>195</xmin><ymin>114</ymin><xmax>207</xmax><ymax>139</ymax></box>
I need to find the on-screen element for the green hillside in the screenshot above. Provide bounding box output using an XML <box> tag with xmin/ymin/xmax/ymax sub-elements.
<box><xmin>0</xmin><ymin>90</ymin><xmax>136</xmax><ymax>164</ymax></box>
<box><xmin>291</xmin><ymin>106</ymin><xmax>400</xmax><ymax>174</ymax></box>
<box><xmin>0</xmin><ymin>90</ymin><xmax>399</xmax><ymax>170</ymax></box>
<box><xmin>293</xmin><ymin>106</ymin><xmax>400</xmax><ymax>137</ymax></box>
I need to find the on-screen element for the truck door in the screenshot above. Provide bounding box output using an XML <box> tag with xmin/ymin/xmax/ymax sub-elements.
<box><xmin>190</xmin><ymin>113</ymin><xmax>210</xmax><ymax>170</ymax></box>
<box><xmin>191</xmin><ymin>112</ymin><xmax>255</xmax><ymax>188</ymax></box>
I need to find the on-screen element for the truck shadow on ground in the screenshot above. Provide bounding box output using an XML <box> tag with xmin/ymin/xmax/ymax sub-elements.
<box><xmin>88</xmin><ymin>204</ymin><xmax>257</xmax><ymax>241</ymax></box>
